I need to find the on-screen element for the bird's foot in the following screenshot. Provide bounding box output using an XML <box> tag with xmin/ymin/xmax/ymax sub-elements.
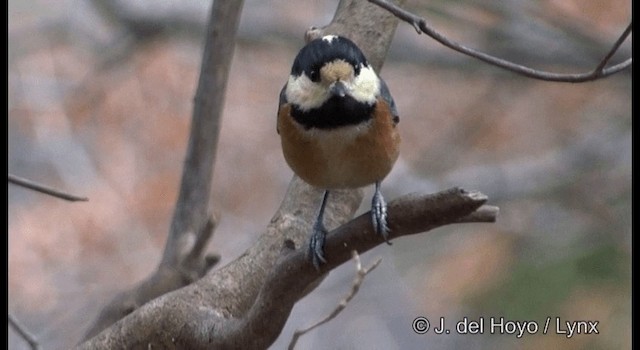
<box><xmin>308</xmin><ymin>190</ymin><xmax>330</xmax><ymax>270</ymax></box>
<box><xmin>371</xmin><ymin>183</ymin><xmax>391</xmax><ymax>245</ymax></box>
<box><xmin>308</xmin><ymin>220</ymin><xmax>328</xmax><ymax>270</ymax></box>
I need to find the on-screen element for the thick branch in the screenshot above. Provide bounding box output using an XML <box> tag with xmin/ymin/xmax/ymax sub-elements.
<box><xmin>369</xmin><ymin>0</ymin><xmax>632</xmax><ymax>82</ymax></box>
<box><xmin>78</xmin><ymin>177</ymin><xmax>363</xmax><ymax>349</ymax></box>
<box><xmin>229</xmin><ymin>189</ymin><xmax>496</xmax><ymax>348</ymax></box>
<box><xmin>79</xmin><ymin>187</ymin><xmax>496</xmax><ymax>349</ymax></box>
<box><xmin>82</xmin><ymin>216</ymin><xmax>220</xmax><ymax>340</ymax></box>
<box><xmin>254</xmin><ymin>189</ymin><xmax>495</xmax><ymax>298</ymax></box>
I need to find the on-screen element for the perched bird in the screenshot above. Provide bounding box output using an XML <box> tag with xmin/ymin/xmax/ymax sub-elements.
<box><xmin>277</xmin><ymin>35</ymin><xmax>400</xmax><ymax>269</ymax></box>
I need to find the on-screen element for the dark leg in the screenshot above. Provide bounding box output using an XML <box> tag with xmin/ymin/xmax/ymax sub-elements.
<box><xmin>309</xmin><ymin>190</ymin><xmax>330</xmax><ymax>269</ymax></box>
<box><xmin>371</xmin><ymin>181</ymin><xmax>391</xmax><ymax>244</ymax></box>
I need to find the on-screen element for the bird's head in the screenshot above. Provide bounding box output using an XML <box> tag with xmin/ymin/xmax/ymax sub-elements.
<box><xmin>284</xmin><ymin>35</ymin><xmax>381</xmax><ymax>113</ymax></box>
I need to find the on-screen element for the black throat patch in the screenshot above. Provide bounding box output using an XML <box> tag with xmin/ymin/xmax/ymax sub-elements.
<box><xmin>291</xmin><ymin>96</ymin><xmax>375</xmax><ymax>130</ymax></box>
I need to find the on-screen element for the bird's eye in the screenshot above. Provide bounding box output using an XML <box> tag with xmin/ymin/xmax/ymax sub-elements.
<box><xmin>309</xmin><ymin>69</ymin><xmax>320</xmax><ymax>82</ymax></box>
<box><xmin>354</xmin><ymin>64</ymin><xmax>361</xmax><ymax>76</ymax></box>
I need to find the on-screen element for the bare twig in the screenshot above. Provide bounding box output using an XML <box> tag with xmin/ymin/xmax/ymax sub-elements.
<box><xmin>368</xmin><ymin>0</ymin><xmax>632</xmax><ymax>82</ymax></box>
<box><xmin>9</xmin><ymin>313</ymin><xmax>40</xmax><ymax>350</ymax></box>
<box><xmin>8</xmin><ymin>173</ymin><xmax>88</xmax><ymax>202</ymax></box>
<box><xmin>288</xmin><ymin>251</ymin><xmax>382</xmax><ymax>350</ymax></box>
<box><xmin>180</xmin><ymin>214</ymin><xmax>220</xmax><ymax>281</ymax></box>
<box><xmin>594</xmin><ymin>22</ymin><xmax>633</xmax><ymax>72</ymax></box>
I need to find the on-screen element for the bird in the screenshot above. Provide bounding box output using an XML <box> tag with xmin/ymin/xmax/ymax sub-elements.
<box><xmin>277</xmin><ymin>35</ymin><xmax>400</xmax><ymax>269</ymax></box>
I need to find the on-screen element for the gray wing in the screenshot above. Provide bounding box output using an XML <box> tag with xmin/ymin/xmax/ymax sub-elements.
<box><xmin>279</xmin><ymin>83</ymin><xmax>288</xmax><ymax>106</ymax></box>
<box><xmin>379</xmin><ymin>77</ymin><xmax>399</xmax><ymax>124</ymax></box>
<box><xmin>277</xmin><ymin>83</ymin><xmax>288</xmax><ymax>134</ymax></box>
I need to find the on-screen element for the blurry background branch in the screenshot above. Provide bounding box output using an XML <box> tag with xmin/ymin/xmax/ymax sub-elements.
<box><xmin>82</xmin><ymin>0</ymin><xmax>243</xmax><ymax>339</ymax></box>
<box><xmin>8</xmin><ymin>173</ymin><xmax>88</xmax><ymax>202</ymax></box>
<box><xmin>370</xmin><ymin>0</ymin><xmax>632</xmax><ymax>82</ymax></box>
<box><xmin>8</xmin><ymin>313</ymin><xmax>39</xmax><ymax>350</ymax></box>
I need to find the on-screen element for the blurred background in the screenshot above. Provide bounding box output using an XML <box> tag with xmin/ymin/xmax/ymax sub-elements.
<box><xmin>8</xmin><ymin>0</ymin><xmax>631</xmax><ymax>349</ymax></box>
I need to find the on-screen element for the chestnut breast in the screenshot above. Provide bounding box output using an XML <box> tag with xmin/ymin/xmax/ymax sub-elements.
<box><xmin>278</xmin><ymin>97</ymin><xmax>399</xmax><ymax>189</ymax></box>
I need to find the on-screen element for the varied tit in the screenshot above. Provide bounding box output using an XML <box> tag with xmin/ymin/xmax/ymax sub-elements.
<box><xmin>277</xmin><ymin>35</ymin><xmax>400</xmax><ymax>269</ymax></box>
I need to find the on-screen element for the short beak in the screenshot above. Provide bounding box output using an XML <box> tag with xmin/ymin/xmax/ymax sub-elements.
<box><xmin>329</xmin><ymin>81</ymin><xmax>348</xmax><ymax>98</ymax></box>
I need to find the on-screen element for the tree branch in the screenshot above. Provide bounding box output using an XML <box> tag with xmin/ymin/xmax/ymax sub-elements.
<box><xmin>8</xmin><ymin>173</ymin><xmax>88</xmax><ymax>202</ymax></box>
<box><xmin>78</xmin><ymin>177</ymin><xmax>364</xmax><ymax>349</ymax></box>
<box><xmin>9</xmin><ymin>313</ymin><xmax>40</xmax><ymax>350</ymax></box>
<box><xmin>227</xmin><ymin>189</ymin><xmax>496</xmax><ymax>348</ymax></box>
<box><xmin>368</xmin><ymin>0</ymin><xmax>632</xmax><ymax>82</ymax></box>
<box><xmin>240</xmin><ymin>191</ymin><xmax>497</xmax><ymax>346</ymax></box>
<box><xmin>82</xmin><ymin>0</ymin><xmax>242</xmax><ymax>339</ymax></box>
<box><xmin>594</xmin><ymin>22</ymin><xmax>633</xmax><ymax>72</ymax></box>
<box><xmin>78</xmin><ymin>186</ymin><xmax>496</xmax><ymax>349</ymax></box>
<box><xmin>82</xmin><ymin>215</ymin><xmax>221</xmax><ymax>340</ymax></box>
<box><xmin>162</xmin><ymin>0</ymin><xmax>243</xmax><ymax>269</ymax></box>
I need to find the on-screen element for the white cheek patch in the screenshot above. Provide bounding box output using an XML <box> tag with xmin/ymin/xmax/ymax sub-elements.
<box><xmin>285</xmin><ymin>74</ymin><xmax>330</xmax><ymax>111</ymax></box>
<box><xmin>285</xmin><ymin>64</ymin><xmax>380</xmax><ymax>111</ymax></box>
<box><xmin>348</xmin><ymin>65</ymin><xmax>380</xmax><ymax>105</ymax></box>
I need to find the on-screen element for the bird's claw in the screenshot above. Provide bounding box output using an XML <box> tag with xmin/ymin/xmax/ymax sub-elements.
<box><xmin>371</xmin><ymin>185</ymin><xmax>391</xmax><ymax>245</ymax></box>
<box><xmin>309</xmin><ymin>222</ymin><xmax>328</xmax><ymax>270</ymax></box>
